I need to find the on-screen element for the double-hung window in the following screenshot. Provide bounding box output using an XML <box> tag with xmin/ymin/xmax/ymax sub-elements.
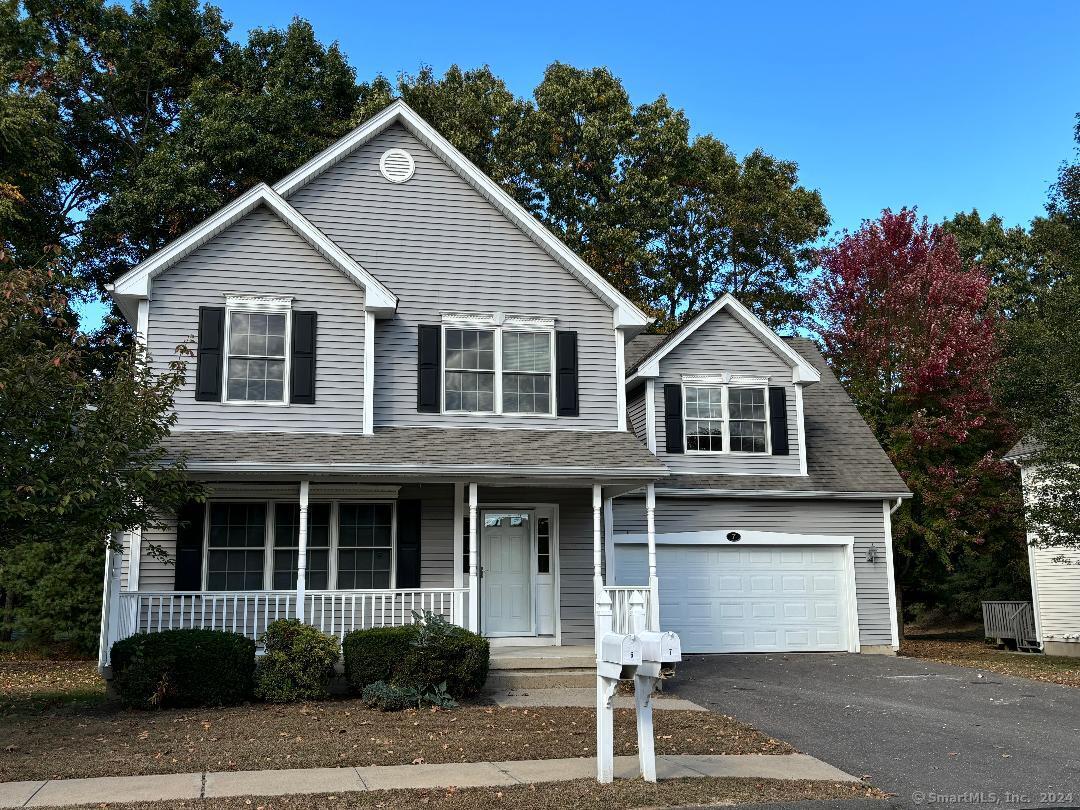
<box><xmin>224</xmin><ymin>298</ymin><xmax>290</xmax><ymax>403</ymax></box>
<box><xmin>206</xmin><ymin>503</ymin><xmax>267</xmax><ymax>590</ymax></box>
<box><xmin>683</xmin><ymin>381</ymin><xmax>770</xmax><ymax>454</ymax></box>
<box><xmin>272</xmin><ymin>503</ymin><xmax>331</xmax><ymax>589</ymax></box>
<box><xmin>337</xmin><ymin>504</ymin><xmax>394</xmax><ymax>589</ymax></box>
<box><xmin>443</xmin><ymin>316</ymin><xmax>554</xmax><ymax>416</ymax></box>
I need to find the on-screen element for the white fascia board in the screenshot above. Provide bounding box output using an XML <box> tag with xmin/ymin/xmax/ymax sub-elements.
<box><xmin>625</xmin><ymin>293</ymin><xmax>821</xmax><ymax>385</ymax></box>
<box><xmin>273</xmin><ymin>100</ymin><xmax>651</xmax><ymax>331</ymax></box>
<box><xmin>108</xmin><ymin>184</ymin><xmax>397</xmax><ymax>320</ymax></box>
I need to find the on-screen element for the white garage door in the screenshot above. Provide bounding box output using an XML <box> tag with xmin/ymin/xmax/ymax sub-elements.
<box><xmin>614</xmin><ymin>543</ymin><xmax>851</xmax><ymax>653</ymax></box>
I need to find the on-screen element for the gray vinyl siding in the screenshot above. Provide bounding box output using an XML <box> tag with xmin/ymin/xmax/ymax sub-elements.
<box><xmin>611</xmin><ymin>496</ymin><xmax>892</xmax><ymax>648</ymax></box>
<box><xmin>286</xmin><ymin>124</ymin><xmax>620</xmax><ymax>430</ymax></box>
<box><xmin>476</xmin><ymin>486</ymin><xmax>598</xmax><ymax>645</ymax></box>
<box><xmin>654</xmin><ymin>310</ymin><xmax>802</xmax><ymax>475</ymax></box>
<box><xmin>627</xmin><ymin>384</ymin><xmax>648</xmax><ymax>445</ymax></box>
<box><xmin>147</xmin><ymin>206</ymin><xmax>367</xmax><ymax>433</ymax></box>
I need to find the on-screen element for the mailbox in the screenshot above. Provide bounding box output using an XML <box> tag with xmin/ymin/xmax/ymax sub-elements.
<box><xmin>597</xmin><ymin>632</ymin><xmax>642</xmax><ymax>680</ymax></box>
<box><xmin>638</xmin><ymin>630</ymin><xmax>682</xmax><ymax>665</ymax></box>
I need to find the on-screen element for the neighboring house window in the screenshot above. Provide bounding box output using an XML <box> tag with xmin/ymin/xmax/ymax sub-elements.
<box><xmin>337</xmin><ymin>503</ymin><xmax>394</xmax><ymax>588</ymax></box>
<box><xmin>683</xmin><ymin>382</ymin><xmax>770</xmax><ymax>454</ymax></box>
<box><xmin>224</xmin><ymin>298</ymin><xmax>290</xmax><ymax>403</ymax></box>
<box><xmin>272</xmin><ymin>503</ymin><xmax>331</xmax><ymax>590</ymax></box>
<box><xmin>442</xmin><ymin>317</ymin><xmax>555</xmax><ymax>416</ymax></box>
<box><xmin>206</xmin><ymin>503</ymin><xmax>266</xmax><ymax>590</ymax></box>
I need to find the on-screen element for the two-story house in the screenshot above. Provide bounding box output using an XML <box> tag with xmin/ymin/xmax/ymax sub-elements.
<box><xmin>97</xmin><ymin>101</ymin><xmax>908</xmax><ymax>675</ymax></box>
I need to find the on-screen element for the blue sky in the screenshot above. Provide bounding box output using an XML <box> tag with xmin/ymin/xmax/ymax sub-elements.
<box><xmin>78</xmin><ymin>1</ymin><xmax>1080</xmax><ymax>327</ymax></box>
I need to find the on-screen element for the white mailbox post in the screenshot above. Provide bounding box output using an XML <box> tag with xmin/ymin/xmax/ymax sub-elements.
<box><xmin>595</xmin><ymin>629</ymin><xmax>642</xmax><ymax>783</ymax></box>
<box><xmin>632</xmin><ymin>628</ymin><xmax>682</xmax><ymax>781</ymax></box>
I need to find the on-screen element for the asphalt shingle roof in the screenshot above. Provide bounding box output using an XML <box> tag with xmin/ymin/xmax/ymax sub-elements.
<box><xmin>651</xmin><ymin>337</ymin><xmax>910</xmax><ymax>497</ymax></box>
<box><xmin>163</xmin><ymin>426</ymin><xmax>668</xmax><ymax>480</ymax></box>
<box><xmin>624</xmin><ymin>334</ymin><xmax>665</xmax><ymax>373</ymax></box>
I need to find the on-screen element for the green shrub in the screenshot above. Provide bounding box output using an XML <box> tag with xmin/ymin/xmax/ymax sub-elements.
<box><xmin>360</xmin><ymin>679</ymin><xmax>458</xmax><ymax>711</ymax></box>
<box><xmin>343</xmin><ymin>611</ymin><xmax>489</xmax><ymax>699</ymax></box>
<box><xmin>254</xmin><ymin>619</ymin><xmax>340</xmax><ymax>703</ymax></box>
<box><xmin>110</xmin><ymin>629</ymin><xmax>255</xmax><ymax>709</ymax></box>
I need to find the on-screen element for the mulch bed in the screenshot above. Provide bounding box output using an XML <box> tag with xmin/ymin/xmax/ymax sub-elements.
<box><xmin>27</xmin><ymin>778</ymin><xmax>884</xmax><ymax>810</ymax></box>
<box><xmin>0</xmin><ymin>699</ymin><xmax>793</xmax><ymax>782</ymax></box>
<box><xmin>901</xmin><ymin>638</ymin><xmax>1080</xmax><ymax>688</ymax></box>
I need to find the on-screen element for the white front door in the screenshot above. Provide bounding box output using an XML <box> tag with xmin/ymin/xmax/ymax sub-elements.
<box><xmin>481</xmin><ymin>511</ymin><xmax>533</xmax><ymax>636</ymax></box>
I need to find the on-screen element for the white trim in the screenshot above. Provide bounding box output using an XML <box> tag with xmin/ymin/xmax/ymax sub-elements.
<box><xmin>126</xmin><ymin>530</ymin><xmax>142</xmax><ymax>591</ymax></box>
<box><xmin>182</xmin><ymin>460</ymin><xmax>667</xmax><ymax>478</ymax></box>
<box><xmin>882</xmin><ymin>498</ymin><xmax>901</xmax><ymax>650</ymax></box>
<box><xmin>681</xmin><ymin>381</ymin><xmax>772</xmax><ymax>456</ymax></box>
<box><xmin>106</xmin><ymin>184</ymin><xmax>397</xmax><ymax>323</ymax></box>
<box><xmin>222</xmin><ymin>300</ymin><xmax>292</xmax><ymax>405</ymax></box>
<box><xmin>1019</xmin><ymin>466</ymin><xmax>1046</xmax><ymax>645</ymax></box>
<box><xmin>645</xmin><ymin>380</ymin><xmax>657</xmax><ymax>454</ymax></box>
<box><xmin>615</xmin><ymin>330</ymin><xmax>627</xmax><ymax>431</ymax></box>
<box><xmin>603</xmin><ymin>498</ymin><xmax>615</xmax><ymax>585</ymax></box>
<box><xmin>135</xmin><ymin>299</ymin><xmax>150</xmax><ymax>348</ymax></box>
<box><xmin>363</xmin><ymin>311</ymin><xmax>375</xmax><ymax>435</ymax></box>
<box><xmin>795</xmin><ymin>384</ymin><xmax>808</xmax><ymax>476</ymax></box>
<box><xmin>627</xmin><ymin>294</ymin><xmax>820</xmax><ymax>385</ymax></box>
<box><xmin>440</xmin><ymin>321</ymin><xmax>556</xmax><ymax>418</ymax></box>
<box><xmin>653</xmin><ymin>487</ymin><xmax>909</xmax><ymax>499</ymax></box>
<box><xmin>273</xmin><ymin>100</ymin><xmax>649</xmax><ymax>330</ymax></box>
<box><xmin>613</xmin><ymin>529</ymin><xmax>854</xmax><ymax>546</ymax></box>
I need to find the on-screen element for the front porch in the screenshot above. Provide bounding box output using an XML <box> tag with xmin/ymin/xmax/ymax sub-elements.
<box><xmin>99</xmin><ymin>477</ymin><xmax>664</xmax><ymax>669</ymax></box>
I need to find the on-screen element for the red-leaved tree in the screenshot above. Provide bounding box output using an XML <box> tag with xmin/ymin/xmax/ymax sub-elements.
<box><xmin>815</xmin><ymin>208</ymin><xmax>1025</xmax><ymax>623</ymax></box>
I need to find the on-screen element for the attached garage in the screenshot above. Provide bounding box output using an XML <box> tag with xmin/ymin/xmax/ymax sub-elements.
<box><xmin>613</xmin><ymin>532</ymin><xmax>860</xmax><ymax>654</ymax></box>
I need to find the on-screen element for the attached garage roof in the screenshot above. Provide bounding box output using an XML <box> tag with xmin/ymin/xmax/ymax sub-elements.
<box><xmin>163</xmin><ymin>426</ymin><xmax>668</xmax><ymax>481</ymax></box>
<box><xmin>655</xmin><ymin>338</ymin><xmax>910</xmax><ymax>498</ymax></box>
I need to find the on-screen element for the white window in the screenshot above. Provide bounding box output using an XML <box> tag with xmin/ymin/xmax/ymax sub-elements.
<box><xmin>202</xmin><ymin>500</ymin><xmax>395</xmax><ymax>591</ymax></box>
<box><xmin>442</xmin><ymin>316</ymin><xmax>554</xmax><ymax>416</ymax></box>
<box><xmin>224</xmin><ymin>298</ymin><xmax>291</xmax><ymax>403</ymax></box>
<box><xmin>683</xmin><ymin>381</ymin><xmax>771</xmax><ymax>454</ymax></box>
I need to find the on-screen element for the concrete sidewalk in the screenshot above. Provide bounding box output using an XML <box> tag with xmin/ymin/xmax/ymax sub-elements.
<box><xmin>0</xmin><ymin>753</ymin><xmax>858</xmax><ymax>808</ymax></box>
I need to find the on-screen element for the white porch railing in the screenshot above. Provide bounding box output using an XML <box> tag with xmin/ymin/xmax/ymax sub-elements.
<box><xmin>605</xmin><ymin>586</ymin><xmax>658</xmax><ymax>634</ymax></box>
<box><xmin>103</xmin><ymin>588</ymin><xmax>468</xmax><ymax>666</ymax></box>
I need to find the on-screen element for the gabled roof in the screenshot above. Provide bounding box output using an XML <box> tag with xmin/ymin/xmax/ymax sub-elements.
<box><xmin>658</xmin><ymin>338</ymin><xmax>909</xmax><ymax>498</ymax></box>
<box><xmin>107</xmin><ymin>184</ymin><xmax>398</xmax><ymax>323</ymax></box>
<box><xmin>625</xmin><ymin>294</ymin><xmax>821</xmax><ymax>384</ymax></box>
<box><xmin>273</xmin><ymin>100</ymin><xmax>651</xmax><ymax>331</ymax></box>
<box><xmin>1004</xmin><ymin>438</ymin><xmax>1042</xmax><ymax>462</ymax></box>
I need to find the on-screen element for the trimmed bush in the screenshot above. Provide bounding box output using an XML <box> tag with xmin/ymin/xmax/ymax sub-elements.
<box><xmin>110</xmin><ymin>629</ymin><xmax>255</xmax><ymax>709</ymax></box>
<box><xmin>343</xmin><ymin>612</ymin><xmax>489</xmax><ymax>699</ymax></box>
<box><xmin>342</xmin><ymin>625</ymin><xmax>414</xmax><ymax>689</ymax></box>
<box><xmin>360</xmin><ymin>680</ymin><xmax>417</xmax><ymax>711</ymax></box>
<box><xmin>254</xmin><ymin>619</ymin><xmax>340</xmax><ymax>703</ymax></box>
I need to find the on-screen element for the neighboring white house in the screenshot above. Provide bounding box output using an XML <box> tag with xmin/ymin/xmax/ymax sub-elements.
<box><xmin>1006</xmin><ymin>440</ymin><xmax>1080</xmax><ymax>657</ymax></box>
<box><xmin>96</xmin><ymin>100</ymin><xmax>910</xmax><ymax>672</ymax></box>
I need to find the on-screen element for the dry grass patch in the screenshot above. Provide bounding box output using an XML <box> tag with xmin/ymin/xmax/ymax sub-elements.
<box><xmin>0</xmin><ymin>700</ymin><xmax>791</xmax><ymax>782</ymax></box>
<box><xmin>0</xmin><ymin>655</ymin><xmax>104</xmax><ymax>715</ymax></box>
<box><xmin>28</xmin><ymin>777</ymin><xmax>884</xmax><ymax>810</ymax></box>
<box><xmin>901</xmin><ymin>638</ymin><xmax>1080</xmax><ymax>688</ymax></box>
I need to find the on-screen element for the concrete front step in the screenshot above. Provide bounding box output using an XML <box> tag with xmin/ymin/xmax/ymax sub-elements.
<box><xmin>489</xmin><ymin>649</ymin><xmax>596</xmax><ymax>671</ymax></box>
<box><xmin>486</xmin><ymin>667</ymin><xmax>597</xmax><ymax>689</ymax></box>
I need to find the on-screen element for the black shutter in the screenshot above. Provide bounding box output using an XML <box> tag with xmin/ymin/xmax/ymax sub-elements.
<box><xmin>555</xmin><ymin>330</ymin><xmax>579</xmax><ymax>417</ymax></box>
<box><xmin>290</xmin><ymin>311</ymin><xmax>317</xmax><ymax>404</ymax></box>
<box><xmin>195</xmin><ymin>307</ymin><xmax>225</xmax><ymax>402</ymax></box>
<box><xmin>174</xmin><ymin>501</ymin><xmax>206</xmax><ymax>590</ymax></box>
<box><xmin>417</xmin><ymin>325</ymin><xmax>441</xmax><ymax>413</ymax></box>
<box><xmin>769</xmin><ymin>386</ymin><xmax>790</xmax><ymax>455</ymax></box>
<box><xmin>396</xmin><ymin>499</ymin><xmax>422</xmax><ymax>588</ymax></box>
<box><xmin>664</xmin><ymin>383</ymin><xmax>684</xmax><ymax>454</ymax></box>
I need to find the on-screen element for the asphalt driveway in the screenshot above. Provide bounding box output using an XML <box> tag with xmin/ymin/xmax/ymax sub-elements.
<box><xmin>667</xmin><ymin>652</ymin><xmax>1080</xmax><ymax>810</ymax></box>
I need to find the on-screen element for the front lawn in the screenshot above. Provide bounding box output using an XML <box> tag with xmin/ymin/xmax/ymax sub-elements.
<box><xmin>0</xmin><ymin>653</ymin><xmax>105</xmax><ymax>715</ymax></box>
<box><xmin>0</xmin><ymin>698</ymin><xmax>792</xmax><ymax>782</ymax></box>
<box><xmin>27</xmin><ymin>778</ymin><xmax>884</xmax><ymax>810</ymax></box>
<box><xmin>900</xmin><ymin>637</ymin><xmax>1080</xmax><ymax>688</ymax></box>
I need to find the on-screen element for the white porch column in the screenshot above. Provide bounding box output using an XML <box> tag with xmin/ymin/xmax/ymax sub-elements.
<box><xmin>467</xmin><ymin>483</ymin><xmax>479</xmax><ymax>633</ymax></box>
<box><xmin>296</xmin><ymin>480</ymin><xmax>310</xmax><ymax>622</ymax></box>
<box><xmin>646</xmin><ymin>483</ymin><xmax>660</xmax><ymax>629</ymax></box>
<box><xmin>592</xmin><ymin>483</ymin><xmax>604</xmax><ymax>653</ymax></box>
<box><xmin>97</xmin><ymin>534</ymin><xmax>123</xmax><ymax>671</ymax></box>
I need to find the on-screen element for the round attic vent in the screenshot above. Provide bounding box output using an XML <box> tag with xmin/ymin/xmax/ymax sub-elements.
<box><xmin>379</xmin><ymin>148</ymin><xmax>415</xmax><ymax>183</ymax></box>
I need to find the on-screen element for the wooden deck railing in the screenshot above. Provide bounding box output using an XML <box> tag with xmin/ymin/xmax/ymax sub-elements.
<box><xmin>982</xmin><ymin>600</ymin><xmax>1037</xmax><ymax>643</ymax></box>
<box><xmin>102</xmin><ymin>588</ymin><xmax>468</xmax><ymax>666</ymax></box>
